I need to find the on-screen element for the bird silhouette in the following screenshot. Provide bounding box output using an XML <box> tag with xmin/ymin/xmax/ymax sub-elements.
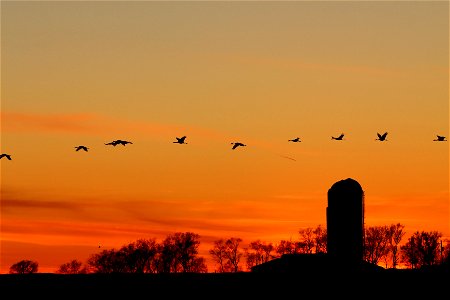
<box><xmin>433</xmin><ymin>135</ymin><xmax>447</xmax><ymax>141</ymax></box>
<box><xmin>231</xmin><ymin>142</ymin><xmax>246</xmax><ymax>150</ymax></box>
<box><xmin>288</xmin><ymin>137</ymin><xmax>301</xmax><ymax>142</ymax></box>
<box><xmin>0</xmin><ymin>153</ymin><xmax>12</xmax><ymax>160</ymax></box>
<box><xmin>376</xmin><ymin>132</ymin><xmax>388</xmax><ymax>141</ymax></box>
<box><xmin>105</xmin><ymin>140</ymin><xmax>133</xmax><ymax>146</ymax></box>
<box><xmin>75</xmin><ymin>146</ymin><xmax>89</xmax><ymax>152</ymax></box>
<box><xmin>332</xmin><ymin>133</ymin><xmax>345</xmax><ymax>140</ymax></box>
<box><xmin>173</xmin><ymin>136</ymin><xmax>188</xmax><ymax>144</ymax></box>
<box><xmin>115</xmin><ymin>140</ymin><xmax>133</xmax><ymax>146</ymax></box>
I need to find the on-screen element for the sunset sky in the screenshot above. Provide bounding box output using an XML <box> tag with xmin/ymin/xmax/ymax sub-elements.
<box><xmin>1</xmin><ymin>1</ymin><xmax>448</xmax><ymax>273</ymax></box>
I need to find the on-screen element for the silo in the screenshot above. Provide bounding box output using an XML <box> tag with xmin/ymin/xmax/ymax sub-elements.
<box><xmin>326</xmin><ymin>178</ymin><xmax>364</xmax><ymax>265</ymax></box>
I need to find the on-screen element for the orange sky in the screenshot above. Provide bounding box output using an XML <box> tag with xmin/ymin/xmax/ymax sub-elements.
<box><xmin>1</xmin><ymin>1</ymin><xmax>448</xmax><ymax>273</ymax></box>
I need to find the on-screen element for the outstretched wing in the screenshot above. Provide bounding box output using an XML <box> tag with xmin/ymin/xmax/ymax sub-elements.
<box><xmin>232</xmin><ymin>143</ymin><xmax>238</xmax><ymax>150</ymax></box>
<box><xmin>1</xmin><ymin>154</ymin><xmax>12</xmax><ymax>160</ymax></box>
<box><xmin>381</xmin><ymin>132</ymin><xmax>388</xmax><ymax>139</ymax></box>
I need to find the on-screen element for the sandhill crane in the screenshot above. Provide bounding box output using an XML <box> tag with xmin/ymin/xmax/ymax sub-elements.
<box><xmin>231</xmin><ymin>142</ymin><xmax>246</xmax><ymax>150</ymax></box>
<box><xmin>0</xmin><ymin>154</ymin><xmax>12</xmax><ymax>160</ymax></box>
<box><xmin>114</xmin><ymin>140</ymin><xmax>133</xmax><ymax>146</ymax></box>
<box><xmin>75</xmin><ymin>146</ymin><xmax>89</xmax><ymax>152</ymax></box>
<box><xmin>105</xmin><ymin>141</ymin><xmax>118</xmax><ymax>146</ymax></box>
<box><xmin>105</xmin><ymin>140</ymin><xmax>133</xmax><ymax>146</ymax></box>
<box><xmin>288</xmin><ymin>137</ymin><xmax>301</xmax><ymax>142</ymax></box>
<box><xmin>376</xmin><ymin>132</ymin><xmax>388</xmax><ymax>141</ymax></box>
<box><xmin>433</xmin><ymin>135</ymin><xmax>447</xmax><ymax>141</ymax></box>
<box><xmin>173</xmin><ymin>136</ymin><xmax>188</xmax><ymax>144</ymax></box>
<box><xmin>332</xmin><ymin>133</ymin><xmax>345</xmax><ymax>140</ymax></box>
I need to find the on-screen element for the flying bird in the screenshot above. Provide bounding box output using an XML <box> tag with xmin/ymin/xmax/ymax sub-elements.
<box><xmin>173</xmin><ymin>136</ymin><xmax>188</xmax><ymax>144</ymax></box>
<box><xmin>376</xmin><ymin>132</ymin><xmax>388</xmax><ymax>141</ymax></box>
<box><xmin>75</xmin><ymin>146</ymin><xmax>89</xmax><ymax>152</ymax></box>
<box><xmin>0</xmin><ymin>154</ymin><xmax>12</xmax><ymax>160</ymax></box>
<box><xmin>433</xmin><ymin>135</ymin><xmax>447</xmax><ymax>142</ymax></box>
<box><xmin>332</xmin><ymin>133</ymin><xmax>345</xmax><ymax>140</ymax></box>
<box><xmin>114</xmin><ymin>140</ymin><xmax>133</xmax><ymax>146</ymax></box>
<box><xmin>105</xmin><ymin>140</ymin><xmax>133</xmax><ymax>146</ymax></box>
<box><xmin>288</xmin><ymin>137</ymin><xmax>301</xmax><ymax>143</ymax></box>
<box><xmin>231</xmin><ymin>142</ymin><xmax>246</xmax><ymax>150</ymax></box>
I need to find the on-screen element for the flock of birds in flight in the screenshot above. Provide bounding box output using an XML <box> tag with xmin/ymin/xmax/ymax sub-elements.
<box><xmin>0</xmin><ymin>133</ymin><xmax>447</xmax><ymax>160</ymax></box>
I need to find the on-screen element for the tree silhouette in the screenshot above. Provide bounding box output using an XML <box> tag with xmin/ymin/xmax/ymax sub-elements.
<box><xmin>161</xmin><ymin>232</ymin><xmax>206</xmax><ymax>273</ymax></box>
<box><xmin>9</xmin><ymin>260</ymin><xmax>38</xmax><ymax>274</ymax></box>
<box><xmin>245</xmin><ymin>240</ymin><xmax>275</xmax><ymax>270</ymax></box>
<box><xmin>298</xmin><ymin>227</ymin><xmax>315</xmax><ymax>254</ymax></box>
<box><xmin>224</xmin><ymin>238</ymin><xmax>243</xmax><ymax>272</ymax></box>
<box><xmin>401</xmin><ymin>231</ymin><xmax>442</xmax><ymax>269</ymax></box>
<box><xmin>159</xmin><ymin>238</ymin><xmax>179</xmax><ymax>273</ymax></box>
<box><xmin>87</xmin><ymin>234</ymin><xmax>206</xmax><ymax>273</ymax></box>
<box><xmin>364</xmin><ymin>225</ymin><xmax>391</xmax><ymax>265</ymax></box>
<box><xmin>210</xmin><ymin>239</ymin><xmax>227</xmax><ymax>273</ymax></box>
<box><xmin>313</xmin><ymin>225</ymin><xmax>327</xmax><ymax>254</ymax></box>
<box><xmin>119</xmin><ymin>239</ymin><xmax>159</xmax><ymax>273</ymax></box>
<box><xmin>387</xmin><ymin>223</ymin><xmax>406</xmax><ymax>269</ymax></box>
<box><xmin>189</xmin><ymin>257</ymin><xmax>208</xmax><ymax>273</ymax></box>
<box><xmin>275</xmin><ymin>240</ymin><xmax>302</xmax><ymax>256</ymax></box>
<box><xmin>57</xmin><ymin>259</ymin><xmax>87</xmax><ymax>274</ymax></box>
<box><xmin>274</xmin><ymin>225</ymin><xmax>327</xmax><ymax>257</ymax></box>
<box><xmin>88</xmin><ymin>249</ymin><xmax>126</xmax><ymax>273</ymax></box>
<box><xmin>442</xmin><ymin>239</ymin><xmax>450</xmax><ymax>265</ymax></box>
<box><xmin>209</xmin><ymin>237</ymin><xmax>243</xmax><ymax>273</ymax></box>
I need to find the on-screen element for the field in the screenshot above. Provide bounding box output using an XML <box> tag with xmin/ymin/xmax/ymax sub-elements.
<box><xmin>1</xmin><ymin>268</ymin><xmax>449</xmax><ymax>298</ymax></box>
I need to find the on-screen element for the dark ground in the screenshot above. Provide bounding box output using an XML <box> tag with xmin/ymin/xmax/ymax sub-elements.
<box><xmin>1</xmin><ymin>267</ymin><xmax>449</xmax><ymax>298</ymax></box>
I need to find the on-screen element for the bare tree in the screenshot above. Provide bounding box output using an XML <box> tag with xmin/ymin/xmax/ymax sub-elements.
<box><xmin>209</xmin><ymin>239</ymin><xmax>227</xmax><ymax>272</ymax></box>
<box><xmin>87</xmin><ymin>249</ymin><xmax>126</xmax><ymax>273</ymax></box>
<box><xmin>364</xmin><ymin>225</ymin><xmax>390</xmax><ymax>265</ymax></box>
<box><xmin>87</xmin><ymin>233</ymin><xmax>206</xmax><ymax>273</ymax></box>
<box><xmin>245</xmin><ymin>252</ymin><xmax>258</xmax><ymax>270</ymax></box>
<box><xmin>388</xmin><ymin>223</ymin><xmax>405</xmax><ymax>269</ymax></box>
<box><xmin>245</xmin><ymin>240</ymin><xmax>274</xmax><ymax>269</ymax></box>
<box><xmin>118</xmin><ymin>238</ymin><xmax>159</xmax><ymax>273</ymax></box>
<box><xmin>401</xmin><ymin>231</ymin><xmax>442</xmax><ymax>269</ymax></box>
<box><xmin>159</xmin><ymin>238</ymin><xmax>179</xmax><ymax>273</ymax></box>
<box><xmin>441</xmin><ymin>239</ymin><xmax>450</xmax><ymax>265</ymax></box>
<box><xmin>57</xmin><ymin>259</ymin><xmax>86</xmax><ymax>274</ymax></box>
<box><xmin>313</xmin><ymin>224</ymin><xmax>327</xmax><ymax>253</ymax></box>
<box><xmin>189</xmin><ymin>257</ymin><xmax>208</xmax><ymax>273</ymax></box>
<box><xmin>400</xmin><ymin>237</ymin><xmax>420</xmax><ymax>269</ymax></box>
<box><xmin>162</xmin><ymin>232</ymin><xmax>206</xmax><ymax>273</ymax></box>
<box><xmin>224</xmin><ymin>238</ymin><xmax>243</xmax><ymax>272</ymax></box>
<box><xmin>9</xmin><ymin>260</ymin><xmax>39</xmax><ymax>274</ymax></box>
<box><xmin>298</xmin><ymin>227</ymin><xmax>315</xmax><ymax>254</ymax></box>
<box><xmin>275</xmin><ymin>240</ymin><xmax>301</xmax><ymax>256</ymax></box>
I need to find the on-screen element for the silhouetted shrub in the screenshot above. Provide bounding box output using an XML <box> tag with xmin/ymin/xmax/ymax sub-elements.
<box><xmin>9</xmin><ymin>260</ymin><xmax>39</xmax><ymax>274</ymax></box>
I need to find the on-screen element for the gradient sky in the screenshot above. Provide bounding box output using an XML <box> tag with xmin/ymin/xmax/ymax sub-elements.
<box><xmin>1</xmin><ymin>1</ymin><xmax>448</xmax><ymax>273</ymax></box>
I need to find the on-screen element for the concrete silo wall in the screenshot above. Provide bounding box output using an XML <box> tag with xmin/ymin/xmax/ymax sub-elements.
<box><xmin>327</xmin><ymin>178</ymin><xmax>364</xmax><ymax>264</ymax></box>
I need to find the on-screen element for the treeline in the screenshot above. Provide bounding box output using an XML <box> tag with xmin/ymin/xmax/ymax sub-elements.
<box><xmin>8</xmin><ymin>224</ymin><xmax>450</xmax><ymax>274</ymax></box>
